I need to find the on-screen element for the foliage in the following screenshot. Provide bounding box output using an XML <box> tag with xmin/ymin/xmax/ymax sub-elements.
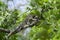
<box><xmin>0</xmin><ymin>1</ymin><xmax>25</xmax><ymax>40</ymax></box>
<box><xmin>0</xmin><ymin>0</ymin><xmax>60</xmax><ymax>40</ymax></box>
<box><xmin>28</xmin><ymin>0</ymin><xmax>60</xmax><ymax>40</ymax></box>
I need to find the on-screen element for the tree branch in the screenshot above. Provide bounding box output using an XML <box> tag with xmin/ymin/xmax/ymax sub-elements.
<box><xmin>6</xmin><ymin>14</ymin><xmax>40</xmax><ymax>38</ymax></box>
<box><xmin>0</xmin><ymin>28</ymin><xmax>10</xmax><ymax>33</ymax></box>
